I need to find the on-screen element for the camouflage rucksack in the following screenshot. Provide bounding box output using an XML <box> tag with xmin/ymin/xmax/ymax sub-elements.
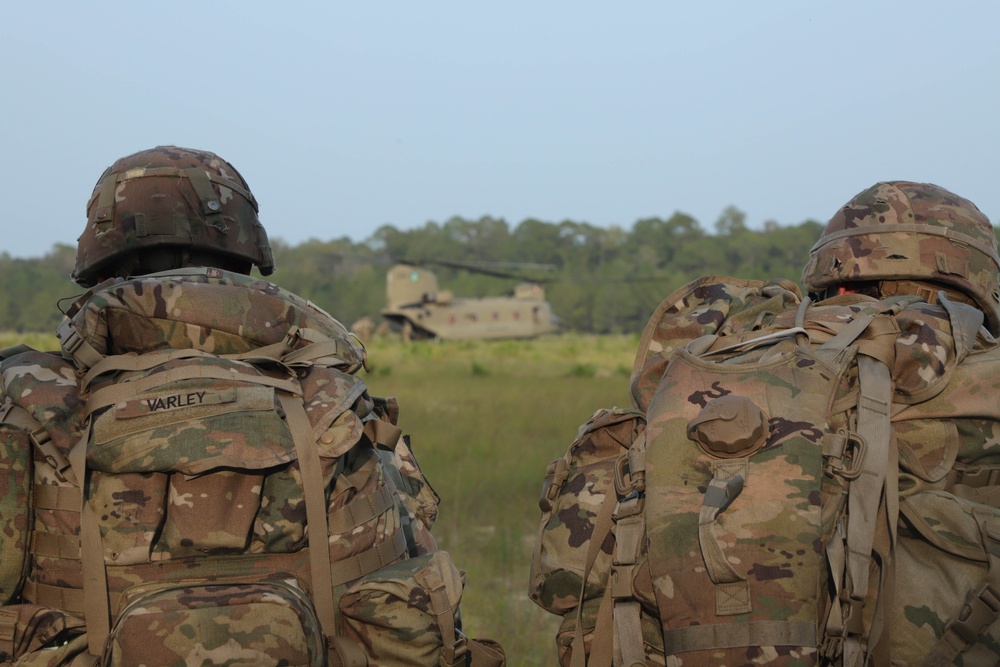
<box><xmin>0</xmin><ymin>268</ymin><xmax>504</xmax><ymax>667</ymax></box>
<box><xmin>530</xmin><ymin>275</ymin><xmax>1000</xmax><ymax>666</ymax></box>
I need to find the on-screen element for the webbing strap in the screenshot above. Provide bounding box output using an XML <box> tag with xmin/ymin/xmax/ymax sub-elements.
<box><xmin>569</xmin><ymin>481</ymin><xmax>617</xmax><ymax>667</ymax></box>
<box><xmin>414</xmin><ymin>565</ymin><xmax>466</xmax><ymax>667</ymax></box>
<box><xmin>588</xmin><ymin>585</ymin><xmax>614</xmax><ymax>667</ymax></box>
<box><xmin>87</xmin><ymin>365</ymin><xmax>299</xmax><ymax>413</ymax></box>
<box><xmin>81</xmin><ymin>335</ymin><xmax>308</xmax><ymax>389</ymax></box>
<box><xmin>111</xmin><ymin>166</ymin><xmax>256</xmax><ymax>208</ymax></box>
<box><xmin>329</xmin><ymin>530</ymin><xmax>408</xmax><ymax>587</ymax></box>
<box><xmin>939</xmin><ymin>292</ymin><xmax>984</xmax><ymax>363</ymax></box>
<box><xmin>846</xmin><ymin>356</ymin><xmax>892</xmax><ymax>603</ymax></box>
<box><xmin>326</xmin><ymin>635</ymin><xmax>369</xmax><ymax>667</ymax></box>
<box><xmin>20</xmin><ymin>579</ymin><xmax>86</xmax><ymax>615</ymax></box>
<box><xmin>823</xmin><ymin>521</ymin><xmax>848</xmax><ymax>643</ymax></box>
<box><xmin>2</xmin><ymin>405</ymin><xmax>76</xmax><ymax>485</ymax></box>
<box><xmin>699</xmin><ymin>472</ymin><xmax>750</xmax><ymax>615</ymax></box>
<box><xmin>815</xmin><ymin>316</ymin><xmax>874</xmax><ymax>362</ymax></box>
<box><xmin>184</xmin><ymin>167</ymin><xmax>226</xmax><ymax>229</ymax></box>
<box><xmin>663</xmin><ymin>620</ymin><xmax>816</xmax><ymax>653</ymax></box>
<box><xmin>278</xmin><ymin>393</ymin><xmax>337</xmax><ymax>638</ymax></box>
<box><xmin>81</xmin><ymin>348</ymin><xmax>216</xmax><ymax>389</ymax></box>
<box><xmin>701</xmin><ymin>327</ymin><xmax>809</xmax><ymax>357</ymax></box>
<box><xmin>613</xmin><ymin>600</ymin><xmax>644</xmax><ymax>667</ymax></box>
<box><xmin>283</xmin><ymin>340</ymin><xmax>343</xmax><ymax>366</ymax></box>
<box><xmin>31</xmin><ymin>531</ymin><xmax>80</xmax><ymax>559</ymax></box>
<box><xmin>88</xmin><ymin>170</ymin><xmax>118</xmax><ymax>225</ymax></box>
<box><xmin>33</xmin><ymin>483</ymin><xmax>81</xmax><ymax>512</ymax></box>
<box><xmin>73</xmin><ymin>433</ymin><xmax>110</xmax><ymax>658</ymax></box>
<box><xmin>56</xmin><ymin>319</ymin><xmax>105</xmax><ymax>370</ymax></box>
<box><xmin>338</xmin><ymin>448</ymin><xmax>378</xmax><ymax>490</ymax></box>
<box><xmin>855</xmin><ymin>317</ymin><xmax>899</xmax><ymax>368</ymax></box>
<box><xmin>328</xmin><ymin>482</ymin><xmax>394</xmax><ymax>535</ymax></box>
<box><xmin>611</xmin><ymin>501</ymin><xmax>645</xmax><ymax>667</ymax></box>
<box><xmin>363</xmin><ymin>418</ymin><xmax>403</xmax><ymax>450</ymax></box>
<box><xmin>0</xmin><ymin>607</ymin><xmax>16</xmax><ymax>658</ymax></box>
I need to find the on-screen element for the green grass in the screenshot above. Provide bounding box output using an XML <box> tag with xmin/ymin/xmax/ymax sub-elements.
<box><xmin>0</xmin><ymin>331</ymin><xmax>60</xmax><ymax>352</ymax></box>
<box><xmin>361</xmin><ymin>334</ymin><xmax>636</xmax><ymax>665</ymax></box>
<box><xmin>1</xmin><ymin>331</ymin><xmax>638</xmax><ymax>666</ymax></box>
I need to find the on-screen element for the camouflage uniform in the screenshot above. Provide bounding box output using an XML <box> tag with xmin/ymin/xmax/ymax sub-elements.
<box><xmin>0</xmin><ymin>147</ymin><xmax>503</xmax><ymax>666</ymax></box>
<box><xmin>531</xmin><ymin>182</ymin><xmax>1000</xmax><ymax>666</ymax></box>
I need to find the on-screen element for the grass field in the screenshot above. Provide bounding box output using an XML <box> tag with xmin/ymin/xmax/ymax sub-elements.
<box><xmin>0</xmin><ymin>331</ymin><xmax>640</xmax><ymax>666</ymax></box>
<box><xmin>361</xmin><ymin>334</ymin><xmax>638</xmax><ymax>666</ymax></box>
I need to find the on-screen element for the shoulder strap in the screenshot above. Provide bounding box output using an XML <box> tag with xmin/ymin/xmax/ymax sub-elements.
<box><xmin>824</xmin><ymin>353</ymin><xmax>896</xmax><ymax>665</ymax></box>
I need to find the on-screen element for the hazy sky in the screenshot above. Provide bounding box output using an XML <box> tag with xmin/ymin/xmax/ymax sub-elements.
<box><xmin>2</xmin><ymin>2</ymin><xmax>997</xmax><ymax>259</ymax></box>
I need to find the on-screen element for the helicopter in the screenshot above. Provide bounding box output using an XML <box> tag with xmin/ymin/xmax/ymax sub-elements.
<box><xmin>380</xmin><ymin>262</ymin><xmax>560</xmax><ymax>340</ymax></box>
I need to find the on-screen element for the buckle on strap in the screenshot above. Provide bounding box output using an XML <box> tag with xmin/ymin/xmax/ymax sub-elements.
<box><xmin>610</xmin><ymin>563</ymin><xmax>636</xmax><ymax>599</ymax></box>
<box><xmin>56</xmin><ymin>320</ymin><xmax>84</xmax><ymax>356</ymax></box>
<box><xmin>827</xmin><ymin>428</ymin><xmax>867</xmax><ymax>480</ymax></box>
<box><xmin>947</xmin><ymin>582</ymin><xmax>1000</xmax><ymax>647</ymax></box>
<box><xmin>538</xmin><ymin>457</ymin><xmax>569</xmax><ymax>513</ymax></box>
<box><xmin>614</xmin><ymin>490</ymin><xmax>645</xmax><ymax>519</ymax></box>
<box><xmin>614</xmin><ymin>452</ymin><xmax>636</xmax><ymax>496</ymax></box>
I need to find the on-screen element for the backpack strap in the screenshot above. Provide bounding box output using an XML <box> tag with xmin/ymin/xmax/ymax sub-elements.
<box><xmin>70</xmin><ymin>427</ymin><xmax>110</xmax><ymax>659</ymax></box>
<box><xmin>938</xmin><ymin>292</ymin><xmax>985</xmax><ymax>364</ymax></box>
<box><xmin>610</xmin><ymin>438</ymin><xmax>647</xmax><ymax>667</ymax></box>
<box><xmin>278</xmin><ymin>392</ymin><xmax>337</xmax><ymax>636</ymax></box>
<box><xmin>810</xmin><ymin>307</ymin><xmax>899</xmax><ymax>664</ymax></box>
<box><xmin>569</xmin><ymin>478</ymin><xmax>616</xmax><ymax>667</ymax></box>
<box><xmin>2</xmin><ymin>402</ymin><xmax>76</xmax><ymax>486</ymax></box>
<box><xmin>824</xmin><ymin>353</ymin><xmax>895</xmax><ymax>666</ymax></box>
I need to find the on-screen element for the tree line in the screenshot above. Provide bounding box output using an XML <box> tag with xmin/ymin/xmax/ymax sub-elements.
<box><xmin>0</xmin><ymin>208</ymin><xmax>832</xmax><ymax>335</ymax></box>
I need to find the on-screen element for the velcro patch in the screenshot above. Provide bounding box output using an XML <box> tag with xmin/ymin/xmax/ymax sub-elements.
<box><xmin>115</xmin><ymin>388</ymin><xmax>237</xmax><ymax>418</ymax></box>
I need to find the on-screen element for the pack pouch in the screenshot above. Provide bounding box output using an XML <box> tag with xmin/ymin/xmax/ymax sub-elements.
<box><xmin>0</xmin><ymin>604</ymin><xmax>86</xmax><ymax>664</ymax></box>
<box><xmin>103</xmin><ymin>579</ymin><xmax>324</xmax><ymax>667</ymax></box>
<box><xmin>339</xmin><ymin>551</ymin><xmax>505</xmax><ymax>667</ymax></box>
<box><xmin>0</xmin><ymin>424</ymin><xmax>31</xmax><ymax>603</ymax></box>
<box><xmin>894</xmin><ymin>486</ymin><xmax>1000</xmax><ymax>666</ymax></box>
<box><xmin>529</xmin><ymin>408</ymin><xmax>645</xmax><ymax>614</ymax></box>
<box><xmin>555</xmin><ymin>596</ymin><xmax>664</xmax><ymax>667</ymax></box>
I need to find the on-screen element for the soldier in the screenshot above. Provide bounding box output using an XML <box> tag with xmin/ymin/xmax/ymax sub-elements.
<box><xmin>530</xmin><ymin>180</ymin><xmax>1000</xmax><ymax>665</ymax></box>
<box><xmin>801</xmin><ymin>180</ymin><xmax>999</xmax><ymax>334</ymax></box>
<box><xmin>0</xmin><ymin>146</ymin><xmax>503</xmax><ymax>666</ymax></box>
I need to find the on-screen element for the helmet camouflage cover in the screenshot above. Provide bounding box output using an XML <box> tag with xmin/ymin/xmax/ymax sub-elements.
<box><xmin>73</xmin><ymin>146</ymin><xmax>275</xmax><ymax>286</ymax></box>
<box><xmin>802</xmin><ymin>181</ymin><xmax>1000</xmax><ymax>333</ymax></box>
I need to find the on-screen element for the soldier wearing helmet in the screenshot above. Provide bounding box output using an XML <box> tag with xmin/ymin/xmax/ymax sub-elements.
<box><xmin>802</xmin><ymin>180</ymin><xmax>1000</xmax><ymax>334</ymax></box>
<box><xmin>73</xmin><ymin>145</ymin><xmax>275</xmax><ymax>285</ymax></box>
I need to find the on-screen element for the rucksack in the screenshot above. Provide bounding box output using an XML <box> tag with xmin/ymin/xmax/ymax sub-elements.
<box><xmin>0</xmin><ymin>268</ymin><xmax>504</xmax><ymax>667</ymax></box>
<box><xmin>530</xmin><ymin>275</ymin><xmax>1000</xmax><ymax>666</ymax></box>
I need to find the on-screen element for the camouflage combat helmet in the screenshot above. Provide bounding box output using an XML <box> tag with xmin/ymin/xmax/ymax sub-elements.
<box><xmin>73</xmin><ymin>146</ymin><xmax>275</xmax><ymax>286</ymax></box>
<box><xmin>802</xmin><ymin>181</ymin><xmax>1000</xmax><ymax>333</ymax></box>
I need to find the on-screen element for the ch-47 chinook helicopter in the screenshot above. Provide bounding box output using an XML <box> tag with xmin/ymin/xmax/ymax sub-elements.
<box><xmin>381</xmin><ymin>261</ymin><xmax>560</xmax><ymax>340</ymax></box>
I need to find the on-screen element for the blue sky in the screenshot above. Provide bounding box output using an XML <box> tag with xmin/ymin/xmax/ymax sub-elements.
<box><xmin>2</xmin><ymin>2</ymin><xmax>997</xmax><ymax>258</ymax></box>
